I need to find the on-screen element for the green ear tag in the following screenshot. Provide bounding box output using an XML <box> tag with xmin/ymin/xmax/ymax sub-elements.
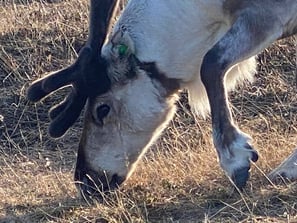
<box><xmin>118</xmin><ymin>44</ymin><xmax>128</xmax><ymax>57</ymax></box>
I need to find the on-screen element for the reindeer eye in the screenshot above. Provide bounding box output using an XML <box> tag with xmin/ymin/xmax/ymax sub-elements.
<box><xmin>95</xmin><ymin>104</ymin><xmax>110</xmax><ymax>125</ymax></box>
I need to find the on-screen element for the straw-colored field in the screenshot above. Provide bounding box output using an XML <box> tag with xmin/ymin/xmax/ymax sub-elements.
<box><xmin>0</xmin><ymin>1</ymin><xmax>296</xmax><ymax>222</ymax></box>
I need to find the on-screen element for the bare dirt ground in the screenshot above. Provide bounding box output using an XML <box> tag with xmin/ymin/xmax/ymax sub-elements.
<box><xmin>0</xmin><ymin>1</ymin><xmax>296</xmax><ymax>222</ymax></box>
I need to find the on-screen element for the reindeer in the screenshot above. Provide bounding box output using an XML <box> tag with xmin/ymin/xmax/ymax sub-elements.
<box><xmin>27</xmin><ymin>0</ymin><xmax>297</xmax><ymax>199</ymax></box>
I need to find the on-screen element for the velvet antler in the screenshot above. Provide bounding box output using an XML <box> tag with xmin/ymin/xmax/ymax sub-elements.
<box><xmin>27</xmin><ymin>0</ymin><xmax>119</xmax><ymax>138</ymax></box>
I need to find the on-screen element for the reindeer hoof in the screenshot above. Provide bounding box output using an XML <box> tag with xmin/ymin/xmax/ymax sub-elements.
<box><xmin>231</xmin><ymin>149</ymin><xmax>258</xmax><ymax>189</ymax></box>
<box><xmin>232</xmin><ymin>166</ymin><xmax>250</xmax><ymax>190</ymax></box>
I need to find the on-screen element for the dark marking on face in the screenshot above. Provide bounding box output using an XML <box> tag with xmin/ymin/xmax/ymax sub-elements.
<box><xmin>138</xmin><ymin>61</ymin><xmax>181</xmax><ymax>96</ymax></box>
<box><xmin>107</xmin><ymin>54</ymin><xmax>139</xmax><ymax>83</ymax></box>
<box><xmin>124</xmin><ymin>55</ymin><xmax>139</xmax><ymax>79</ymax></box>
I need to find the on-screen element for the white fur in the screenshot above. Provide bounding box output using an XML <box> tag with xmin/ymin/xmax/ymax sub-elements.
<box><xmin>113</xmin><ymin>0</ymin><xmax>228</xmax><ymax>82</ymax></box>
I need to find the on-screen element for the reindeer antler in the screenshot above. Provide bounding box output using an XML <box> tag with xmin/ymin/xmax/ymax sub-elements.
<box><xmin>27</xmin><ymin>0</ymin><xmax>119</xmax><ymax>138</ymax></box>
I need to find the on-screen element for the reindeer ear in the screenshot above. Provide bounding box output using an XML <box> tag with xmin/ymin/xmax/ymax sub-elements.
<box><xmin>110</xmin><ymin>30</ymin><xmax>135</xmax><ymax>59</ymax></box>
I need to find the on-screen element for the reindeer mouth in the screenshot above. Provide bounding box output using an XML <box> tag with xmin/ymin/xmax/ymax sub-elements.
<box><xmin>75</xmin><ymin>167</ymin><xmax>125</xmax><ymax>200</ymax></box>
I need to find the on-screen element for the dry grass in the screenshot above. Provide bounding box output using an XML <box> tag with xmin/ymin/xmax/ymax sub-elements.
<box><xmin>0</xmin><ymin>1</ymin><xmax>297</xmax><ymax>222</ymax></box>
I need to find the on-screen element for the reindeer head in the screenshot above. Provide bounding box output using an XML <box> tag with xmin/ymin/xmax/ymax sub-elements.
<box><xmin>27</xmin><ymin>0</ymin><xmax>180</xmax><ymax>200</ymax></box>
<box><xmin>75</xmin><ymin>49</ymin><xmax>180</xmax><ymax>198</ymax></box>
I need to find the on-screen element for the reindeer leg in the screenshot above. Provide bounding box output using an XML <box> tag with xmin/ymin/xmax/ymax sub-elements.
<box><xmin>268</xmin><ymin>148</ymin><xmax>297</xmax><ymax>183</ymax></box>
<box><xmin>201</xmin><ymin>10</ymin><xmax>283</xmax><ymax>189</ymax></box>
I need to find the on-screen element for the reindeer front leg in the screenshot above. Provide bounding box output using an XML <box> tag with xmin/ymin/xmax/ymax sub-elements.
<box><xmin>200</xmin><ymin>10</ymin><xmax>283</xmax><ymax>189</ymax></box>
<box><xmin>269</xmin><ymin>148</ymin><xmax>297</xmax><ymax>182</ymax></box>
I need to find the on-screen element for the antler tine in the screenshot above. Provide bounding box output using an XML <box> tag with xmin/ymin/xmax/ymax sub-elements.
<box><xmin>27</xmin><ymin>35</ymin><xmax>99</xmax><ymax>103</ymax></box>
<box><xmin>48</xmin><ymin>88</ymin><xmax>86</xmax><ymax>138</ymax></box>
<box><xmin>27</xmin><ymin>0</ymin><xmax>119</xmax><ymax>138</ymax></box>
<box><xmin>27</xmin><ymin>64</ymin><xmax>77</xmax><ymax>102</ymax></box>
